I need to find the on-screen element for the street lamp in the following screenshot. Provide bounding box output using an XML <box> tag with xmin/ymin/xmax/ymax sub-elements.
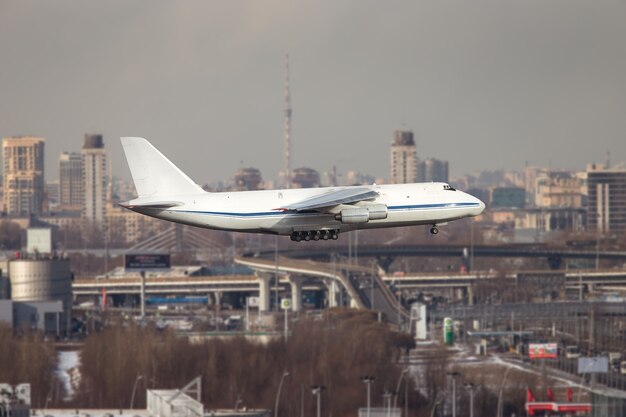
<box><xmin>446</xmin><ymin>371</ymin><xmax>461</xmax><ymax>417</ymax></box>
<box><xmin>274</xmin><ymin>370</ymin><xmax>290</xmax><ymax>417</ymax></box>
<box><xmin>429</xmin><ymin>391</ymin><xmax>445</xmax><ymax>417</ymax></box>
<box><xmin>370</xmin><ymin>260</ymin><xmax>376</xmax><ymax>310</ymax></box>
<box><xmin>311</xmin><ymin>386</ymin><xmax>325</xmax><ymax>417</ymax></box>
<box><xmin>496</xmin><ymin>366</ymin><xmax>513</xmax><ymax>417</ymax></box>
<box><xmin>464</xmin><ymin>383</ymin><xmax>475</xmax><ymax>417</ymax></box>
<box><xmin>383</xmin><ymin>391</ymin><xmax>393</xmax><ymax>417</ymax></box>
<box><xmin>130</xmin><ymin>375</ymin><xmax>144</xmax><ymax>409</ymax></box>
<box><xmin>361</xmin><ymin>376</ymin><xmax>376</xmax><ymax>417</ymax></box>
<box><xmin>393</xmin><ymin>368</ymin><xmax>409</xmax><ymax>411</ymax></box>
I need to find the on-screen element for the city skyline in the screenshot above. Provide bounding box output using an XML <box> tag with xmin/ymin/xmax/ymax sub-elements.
<box><xmin>1</xmin><ymin>1</ymin><xmax>625</xmax><ymax>184</ymax></box>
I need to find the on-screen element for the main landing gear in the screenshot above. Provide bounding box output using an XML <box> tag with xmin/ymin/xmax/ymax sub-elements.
<box><xmin>290</xmin><ymin>229</ymin><xmax>339</xmax><ymax>242</ymax></box>
<box><xmin>430</xmin><ymin>225</ymin><xmax>439</xmax><ymax>235</ymax></box>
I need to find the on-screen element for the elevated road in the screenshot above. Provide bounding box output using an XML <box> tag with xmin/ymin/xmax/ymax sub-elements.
<box><xmin>72</xmin><ymin>274</ymin><xmax>322</xmax><ymax>296</ymax></box>
<box><xmin>235</xmin><ymin>255</ymin><xmax>409</xmax><ymax>325</ymax></box>
<box><xmin>249</xmin><ymin>244</ymin><xmax>626</xmax><ymax>270</ymax></box>
<box><xmin>385</xmin><ymin>269</ymin><xmax>626</xmax><ymax>289</ymax></box>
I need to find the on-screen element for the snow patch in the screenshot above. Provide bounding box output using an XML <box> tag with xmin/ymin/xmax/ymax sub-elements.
<box><xmin>56</xmin><ymin>351</ymin><xmax>80</xmax><ymax>400</ymax></box>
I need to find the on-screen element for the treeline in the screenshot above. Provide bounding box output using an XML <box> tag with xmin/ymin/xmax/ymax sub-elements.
<box><xmin>72</xmin><ymin>309</ymin><xmax>418</xmax><ymax>417</ymax></box>
<box><xmin>0</xmin><ymin>324</ymin><xmax>58</xmax><ymax>406</ymax></box>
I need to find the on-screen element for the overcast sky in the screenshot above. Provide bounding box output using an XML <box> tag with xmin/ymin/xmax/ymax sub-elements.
<box><xmin>1</xmin><ymin>0</ymin><xmax>625</xmax><ymax>185</ymax></box>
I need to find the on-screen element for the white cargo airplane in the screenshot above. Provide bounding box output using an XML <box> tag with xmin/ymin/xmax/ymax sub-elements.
<box><xmin>120</xmin><ymin>137</ymin><xmax>484</xmax><ymax>242</ymax></box>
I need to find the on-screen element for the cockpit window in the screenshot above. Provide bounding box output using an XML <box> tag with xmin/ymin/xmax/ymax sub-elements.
<box><xmin>443</xmin><ymin>184</ymin><xmax>456</xmax><ymax>191</ymax></box>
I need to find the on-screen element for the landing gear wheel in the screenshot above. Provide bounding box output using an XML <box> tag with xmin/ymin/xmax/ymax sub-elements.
<box><xmin>430</xmin><ymin>226</ymin><xmax>439</xmax><ymax>235</ymax></box>
<box><xmin>303</xmin><ymin>232</ymin><xmax>311</xmax><ymax>241</ymax></box>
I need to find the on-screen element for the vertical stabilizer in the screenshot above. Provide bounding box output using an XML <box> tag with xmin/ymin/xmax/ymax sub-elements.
<box><xmin>120</xmin><ymin>137</ymin><xmax>205</xmax><ymax>198</ymax></box>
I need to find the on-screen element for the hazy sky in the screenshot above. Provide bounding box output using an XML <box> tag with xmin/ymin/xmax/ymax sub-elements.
<box><xmin>1</xmin><ymin>0</ymin><xmax>625</xmax><ymax>185</ymax></box>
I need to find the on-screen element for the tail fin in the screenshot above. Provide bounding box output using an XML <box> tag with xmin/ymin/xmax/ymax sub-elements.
<box><xmin>120</xmin><ymin>137</ymin><xmax>205</xmax><ymax>198</ymax></box>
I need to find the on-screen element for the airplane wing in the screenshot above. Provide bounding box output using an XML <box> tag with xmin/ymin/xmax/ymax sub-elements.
<box><xmin>276</xmin><ymin>187</ymin><xmax>379</xmax><ymax>212</ymax></box>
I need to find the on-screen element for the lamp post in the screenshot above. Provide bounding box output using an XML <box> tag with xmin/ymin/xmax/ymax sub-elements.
<box><xmin>370</xmin><ymin>260</ymin><xmax>376</xmax><ymax>310</ymax></box>
<box><xmin>130</xmin><ymin>375</ymin><xmax>144</xmax><ymax>409</ymax></box>
<box><xmin>311</xmin><ymin>386</ymin><xmax>325</xmax><ymax>417</ymax></box>
<box><xmin>393</xmin><ymin>368</ymin><xmax>409</xmax><ymax>411</ymax></box>
<box><xmin>464</xmin><ymin>383</ymin><xmax>475</xmax><ymax>417</ymax></box>
<box><xmin>361</xmin><ymin>376</ymin><xmax>376</xmax><ymax>417</ymax></box>
<box><xmin>274</xmin><ymin>370</ymin><xmax>289</xmax><ymax>417</ymax></box>
<box><xmin>446</xmin><ymin>371</ymin><xmax>461</xmax><ymax>417</ymax></box>
<box><xmin>496</xmin><ymin>366</ymin><xmax>513</xmax><ymax>417</ymax></box>
<box><xmin>383</xmin><ymin>391</ymin><xmax>393</xmax><ymax>417</ymax></box>
<box><xmin>429</xmin><ymin>391</ymin><xmax>445</xmax><ymax>417</ymax></box>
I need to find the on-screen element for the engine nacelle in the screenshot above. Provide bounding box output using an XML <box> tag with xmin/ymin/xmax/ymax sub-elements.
<box><xmin>364</xmin><ymin>204</ymin><xmax>388</xmax><ymax>220</ymax></box>
<box><xmin>335</xmin><ymin>207</ymin><xmax>370</xmax><ymax>224</ymax></box>
<box><xmin>335</xmin><ymin>204</ymin><xmax>388</xmax><ymax>224</ymax></box>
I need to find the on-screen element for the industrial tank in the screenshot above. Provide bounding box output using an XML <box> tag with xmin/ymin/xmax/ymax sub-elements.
<box><xmin>8</xmin><ymin>259</ymin><xmax>72</xmax><ymax>308</ymax></box>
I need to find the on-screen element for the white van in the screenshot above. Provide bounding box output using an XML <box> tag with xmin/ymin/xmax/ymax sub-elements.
<box><xmin>565</xmin><ymin>345</ymin><xmax>581</xmax><ymax>359</ymax></box>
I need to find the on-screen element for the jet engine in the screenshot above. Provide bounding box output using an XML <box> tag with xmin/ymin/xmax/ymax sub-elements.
<box><xmin>335</xmin><ymin>204</ymin><xmax>388</xmax><ymax>224</ymax></box>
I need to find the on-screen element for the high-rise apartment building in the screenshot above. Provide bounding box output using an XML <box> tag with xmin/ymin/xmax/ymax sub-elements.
<box><xmin>233</xmin><ymin>167</ymin><xmax>263</xmax><ymax>191</ymax></box>
<box><xmin>534</xmin><ymin>171</ymin><xmax>585</xmax><ymax>208</ymax></box>
<box><xmin>390</xmin><ymin>130</ymin><xmax>417</xmax><ymax>184</ymax></box>
<box><xmin>587</xmin><ymin>165</ymin><xmax>626</xmax><ymax>233</ymax></box>
<box><xmin>82</xmin><ymin>134</ymin><xmax>108</xmax><ymax>225</ymax></box>
<box><xmin>2</xmin><ymin>136</ymin><xmax>45</xmax><ymax>215</ymax></box>
<box><xmin>291</xmin><ymin>167</ymin><xmax>320</xmax><ymax>188</ymax></box>
<box><xmin>58</xmin><ymin>152</ymin><xmax>83</xmax><ymax>211</ymax></box>
<box><xmin>417</xmin><ymin>158</ymin><xmax>449</xmax><ymax>183</ymax></box>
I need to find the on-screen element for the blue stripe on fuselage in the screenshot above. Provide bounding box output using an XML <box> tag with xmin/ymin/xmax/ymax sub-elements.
<box><xmin>168</xmin><ymin>202</ymin><xmax>480</xmax><ymax>218</ymax></box>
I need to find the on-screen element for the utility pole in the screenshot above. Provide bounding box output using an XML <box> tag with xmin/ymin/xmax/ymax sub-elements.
<box><xmin>464</xmin><ymin>383</ymin><xmax>475</xmax><ymax>417</ymax></box>
<box><xmin>361</xmin><ymin>376</ymin><xmax>375</xmax><ymax>417</ymax></box>
<box><xmin>140</xmin><ymin>270</ymin><xmax>146</xmax><ymax>323</ymax></box>
<box><xmin>446</xmin><ymin>371</ymin><xmax>461</xmax><ymax>417</ymax></box>
<box><xmin>284</xmin><ymin>53</ymin><xmax>292</xmax><ymax>188</ymax></box>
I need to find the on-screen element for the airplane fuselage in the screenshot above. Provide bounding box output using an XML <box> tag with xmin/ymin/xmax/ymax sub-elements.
<box><xmin>127</xmin><ymin>182</ymin><xmax>484</xmax><ymax>236</ymax></box>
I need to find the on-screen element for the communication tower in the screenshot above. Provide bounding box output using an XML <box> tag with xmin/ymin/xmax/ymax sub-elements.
<box><xmin>284</xmin><ymin>53</ymin><xmax>292</xmax><ymax>188</ymax></box>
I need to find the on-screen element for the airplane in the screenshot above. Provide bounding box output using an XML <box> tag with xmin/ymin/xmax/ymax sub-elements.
<box><xmin>120</xmin><ymin>137</ymin><xmax>485</xmax><ymax>242</ymax></box>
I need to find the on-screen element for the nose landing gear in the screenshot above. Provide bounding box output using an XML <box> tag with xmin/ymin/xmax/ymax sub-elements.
<box><xmin>430</xmin><ymin>226</ymin><xmax>439</xmax><ymax>235</ymax></box>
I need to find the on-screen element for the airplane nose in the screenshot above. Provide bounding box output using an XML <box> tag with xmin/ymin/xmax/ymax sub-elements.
<box><xmin>473</xmin><ymin>198</ymin><xmax>485</xmax><ymax>216</ymax></box>
<box><xmin>477</xmin><ymin>199</ymin><xmax>485</xmax><ymax>213</ymax></box>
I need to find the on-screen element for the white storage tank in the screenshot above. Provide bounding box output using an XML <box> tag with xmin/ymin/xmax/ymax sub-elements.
<box><xmin>9</xmin><ymin>258</ymin><xmax>72</xmax><ymax>309</ymax></box>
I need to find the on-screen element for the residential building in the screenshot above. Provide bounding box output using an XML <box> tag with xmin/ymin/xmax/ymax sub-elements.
<box><xmin>390</xmin><ymin>130</ymin><xmax>417</xmax><ymax>184</ymax></box>
<box><xmin>587</xmin><ymin>164</ymin><xmax>626</xmax><ymax>233</ymax></box>
<box><xmin>417</xmin><ymin>158</ymin><xmax>449</xmax><ymax>183</ymax></box>
<box><xmin>82</xmin><ymin>134</ymin><xmax>107</xmax><ymax>225</ymax></box>
<box><xmin>534</xmin><ymin>171</ymin><xmax>585</xmax><ymax>208</ymax></box>
<box><xmin>2</xmin><ymin>136</ymin><xmax>45</xmax><ymax>215</ymax></box>
<box><xmin>58</xmin><ymin>152</ymin><xmax>83</xmax><ymax>211</ymax></box>
<box><xmin>233</xmin><ymin>167</ymin><xmax>263</xmax><ymax>191</ymax></box>
<box><xmin>291</xmin><ymin>167</ymin><xmax>320</xmax><ymax>188</ymax></box>
<box><xmin>107</xmin><ymin>203</ymin><xmax>168</xmax><ymax>245</ymax></box>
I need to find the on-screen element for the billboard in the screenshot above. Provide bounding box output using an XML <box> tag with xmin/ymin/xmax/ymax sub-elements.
<box><xmin>529</xmin><ymin>343</ymin><xmax>558</xmax><ymax>359</ymax></box>
<box><xmin>27</xmin><ymin>228</ymin><xmax>52</xmax><ymax>254</ymax></box>
<box><xmin>125</xmin><ymin>253</ymin><xmax>171</xmax><ymax>270</ymax></box>
<box><xmin>578</xmin><ymin>357</ymin><xmax>609</xmax><ymax>374</ymax></box>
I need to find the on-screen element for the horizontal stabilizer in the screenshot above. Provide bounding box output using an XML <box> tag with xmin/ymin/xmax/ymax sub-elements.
<box><xmin>119</xmin><ymin>200</ymin><xmax>183</xmax><ymax>209</ymax></box>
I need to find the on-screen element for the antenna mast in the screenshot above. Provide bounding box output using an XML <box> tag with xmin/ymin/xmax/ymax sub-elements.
<box><xmin>284</xmin><ymin>53</ymin><xmax>292</xmax><ymax>188</ymax></box>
